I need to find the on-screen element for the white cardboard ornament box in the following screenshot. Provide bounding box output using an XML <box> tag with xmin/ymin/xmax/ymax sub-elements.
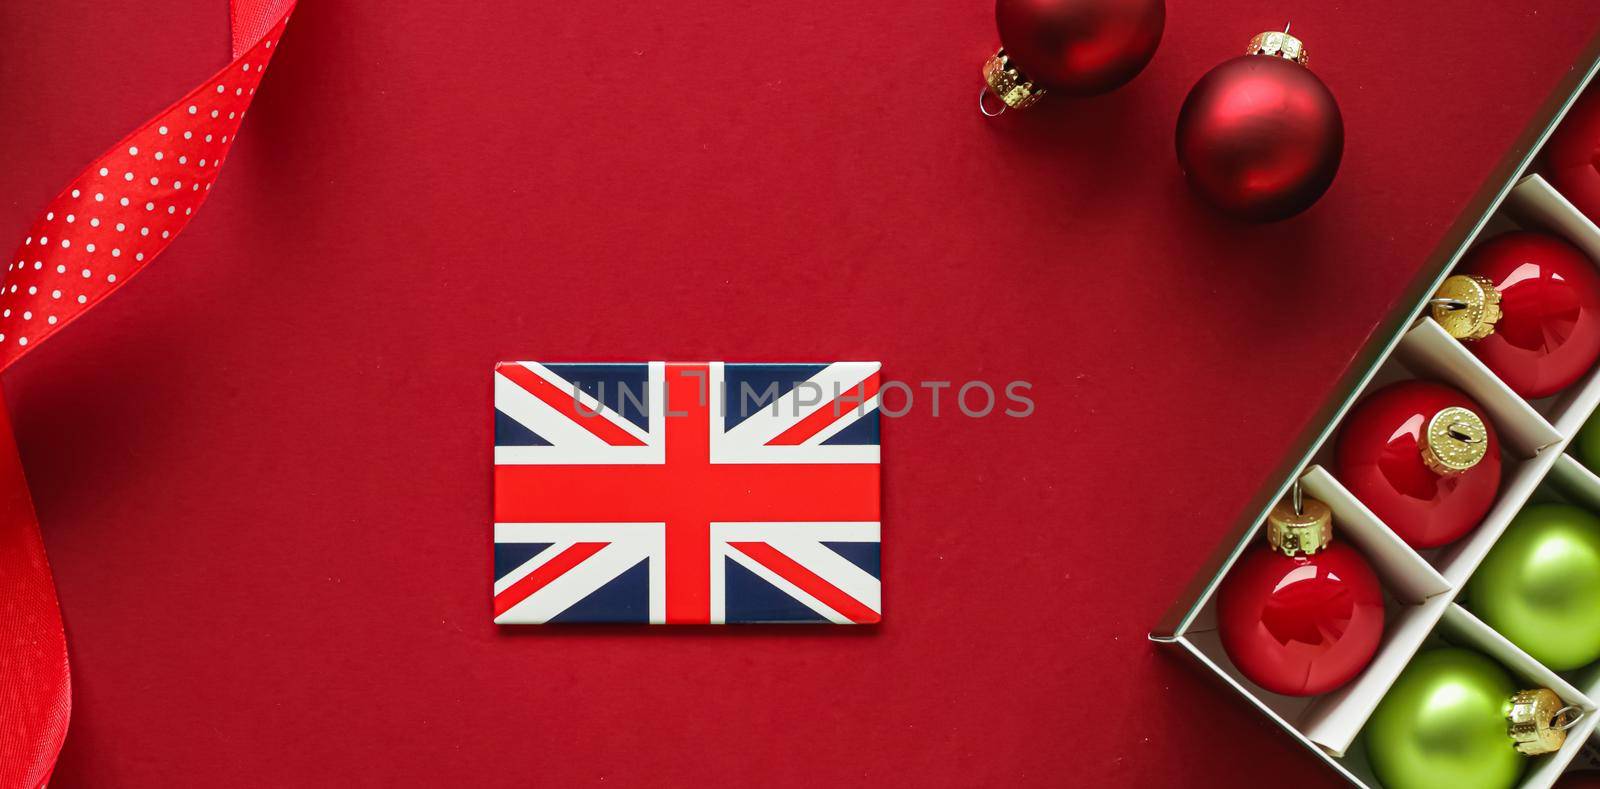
<box><xmin>1152</xmin><ymin>34</ymin><xmax>1600</xmax><ymax>789</ymax></box>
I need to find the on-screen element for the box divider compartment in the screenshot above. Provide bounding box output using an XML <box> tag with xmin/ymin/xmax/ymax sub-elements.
<box><xmin>1298</xmin><ymin>595</ymin><xmax>1455</xmax><ymax>755</ymax></box>
<box><xmin>1533</xmin><ymin>455</ymin><xmax>1600</xmax><ymax>704</ymax></box>
<box><xmin>1434</xmin><ymin>445</ymin><xmax>1566</xmax><ymax>586</ymax></box>
<box><xmin>1152</xmin><ymin>36</ymin><xmax>1600</xmax><ymax>787</ymax></box>
<box><xmin>1550</xmin><ymin>453</ymin><xmax>1600</xmax><ymax>514</ymax></box>
<box><xmin>1172</xmin><ymin>636</ymin><xmax>1369</xmax><ymax>784</ymax></box>
<box><xmin>1437</xmin><ymin>604</ymin><xmax>1600</xmax><ymax>789</ymax></box>
<box><xmin>1180</xmin><ymin>458</ymin><xmax>1465</xmax><ymax>756</ymax></box>
<box><xmin>1504</xmin><ymin>174</ymin><xmax>1600</xmax><ymax>435</ymax></box>
<box><xmin>1297</xmin><ymin>465</ymin><xmax>1449</xmax><ymax>603</ymax></box>
<box><xmin>1394</xmin><ymin>318</ymin><xmax>1562</xmax><ymax>457</ymax></box>
<box><xmin>1382</xmin><ymin>317</ymin><xmax>1569</xmax><ymax>585</ymax></box>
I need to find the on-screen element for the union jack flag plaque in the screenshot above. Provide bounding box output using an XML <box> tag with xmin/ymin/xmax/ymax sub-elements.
<box><xmin>492</xmin><ymin>361</ymin><xmax>882</xmax><ymax>624</ymax></box>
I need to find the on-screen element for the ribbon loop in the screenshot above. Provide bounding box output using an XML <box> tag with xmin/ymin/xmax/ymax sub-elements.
<box><xmin>0</xmin><ymin>2</ymin><xmax>295</xmax><ymax>783</ymax></box>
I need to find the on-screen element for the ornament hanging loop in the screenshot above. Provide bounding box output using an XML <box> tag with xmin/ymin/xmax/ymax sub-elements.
<box><xmin>1267</xmin><ymin>490</ymin><xmax>1331</xmax><ymax>556</ymax></box>
<box><xmin>1422</xmin><ymin>407</ymin><xmax>1490</xmax><ymax>475</ymax></box>
<box><xmin>979</xmin><ymin>88</ymin><xmax>1008</xmax><ymax>117</ymax></box>
<box><xmin>1447</xmin><ymin>422</ymin><xmax>1482</xmax><ymax>443</ymax></box>
<box><xmin>1431</xmin><ymin>274</ymin><xmax>1503</xmax><ymax>341</ymax></box>
<box><xmin>1509</xmin><ymin>688</ymin><xmax>1573</xmax><ymax>755</ymax></box>
<box><xmin>1556</xmin><ymin>705</ymin><xmax>1586</xmax><ymax>731</ymax></box>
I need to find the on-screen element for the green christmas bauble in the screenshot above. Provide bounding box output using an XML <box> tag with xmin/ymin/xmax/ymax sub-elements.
<box><xmin>1577</xmin><ymin>410</ymin><xmax>1600</xmax><ymax>473</ymax></box>
<box><xmin>1466</xmin><ymin>503</ymin><xmax>1600</xmax><ymax>670</ymax></box>
<box><xmin>1365</xmin><ymin>649</ymin><xmax>1524</xmax><ymax>789</ymax></box>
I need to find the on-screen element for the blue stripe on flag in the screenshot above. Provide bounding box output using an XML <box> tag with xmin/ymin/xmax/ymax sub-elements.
<box><xmin>822</xmin><ymin>541</ymin><xmax>880</xmax><ymax>580</ymax></box>
<box><xmin>820</xmin><ymin>407</ymin><xmax>880</xmax><ymax>446</ymax></box>
<box><xmin>724</xmin><ymin>556</ymin><xmax>829</xmax><ymax>622</ymax></box>
<box><xmin>541</xmin><ymin>363</ymin><xmax>650</xmax><ymax>431</ymax></box>
<box><xmin>722</xmin><ymin>363</ymin><xmax>828</xmax><ymax>431</ymax></box>
<box><xmin>549</xmin><ymin>559</ymin><xmax>650</xmax><ymax>623</ymax></box>
<box><xmin>494</xmin><ymin>542</ymin><xmax>552</xmax><ymax>581</ymax></box>
<box><xmin>495</xmin><ymin>409</ymin><xmax>551</xmax><ymax>446</ymax></box>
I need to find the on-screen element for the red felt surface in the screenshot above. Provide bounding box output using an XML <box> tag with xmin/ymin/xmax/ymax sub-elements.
<box><xmin>2</xmin><ymin>1</ymin><xmax>1598</xmax><ymax>785</ymax></box>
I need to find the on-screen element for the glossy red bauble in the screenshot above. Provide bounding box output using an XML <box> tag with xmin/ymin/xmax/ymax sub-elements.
<box><xmin>1457</xmin><ymin>231</ymin><xmax>1600</xmax><ymax>399</ymax></box>
<box><xmin>1543</xmin><ymin>89</ymin><xmax>1600</xmax><ymax>223</ymax></box>
<box><xmin>1217</xmin><ymin>541</ymin><xmax>1385</xmax><ymax>696</ymax></box>
<box><xmin>994</xmin><ymin>0</ymin><xmax>1164</xmax><ymax>95</ymax></box>
<box><xmin>1335</xmin><ymin>381</ymin><xmax>1501</xmax><ymax>549</ymax></box>
<box><xmin>1175</xmin><ymin>55</ymin><xmax>1343</xmax><ymax>222</ymax></box>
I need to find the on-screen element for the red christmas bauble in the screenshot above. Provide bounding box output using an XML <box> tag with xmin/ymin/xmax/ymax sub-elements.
<box><xmin>1335</xmin><ymin>381</ymin><xmax>1501</xmax><ymax>549</ymax></box>
<box><xmin>1556</xmin><ymin>770</ymin><xmax>1600</xmax><ymax>789</ymax></box>
<box><xmin>1453</xmin><ymin>231</ymin><xmax>1600</xmax><ymax>399</ymax></box>
<box><xmin>1543</xmin><ymin>88</ymin><xmax>1600</xmax><ymax>223</ymax></box>
<box><xmin>994</xmin><ymin>0</ymin><xmax>1164</xmax><ymax>95</ymax></box>
<box><xmin>1175</xmin><ymin>37</ymin><xmax>1343</xmax><ymax>222</ymax></box>
<box><xmin>1217</xmin><ymin>499</ymin><xmax>1384</xmax><ymax>697</ymax></box>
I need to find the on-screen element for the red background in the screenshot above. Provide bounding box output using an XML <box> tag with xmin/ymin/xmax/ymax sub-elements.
<box><xmin>3</xmin><ymin>1</ymin><xmax>1599</xmax><ymax>785</ymax></box>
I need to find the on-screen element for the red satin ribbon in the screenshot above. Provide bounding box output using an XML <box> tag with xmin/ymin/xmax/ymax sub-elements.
<box><xmin>0</xmin><ymin>2</ymin><xmax>295</xmax><ymax>783</ymax></box>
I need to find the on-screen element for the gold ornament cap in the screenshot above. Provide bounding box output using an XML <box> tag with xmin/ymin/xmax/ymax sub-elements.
<box><xmin>1507</xmin><ymin>688</ymin><xmax>1574</xmax><ymax>756</ymax></box>
<box><xmin>1421</xmin><ymin>407</ymin><xmax>1490</xmax><ymax>476</ymax></box>
<box><xmin>1266</xmin><ymin>496</ymin><xmax>1333</xmax><ymax>556</ymax></box>
<box><xmin>1431</xmin><ymin>274</ymin><xmax>1503</xmax><ymax>341</ymax></box>
<box><xmin>1248</xmin><ymin>30</ymin><xmax>1308</xmax><ymax>67</ymax></box>
<box><xmin>982</xmin><ymin>49</ymin><xmax>1045</xmax><ymax>111</ymax></box>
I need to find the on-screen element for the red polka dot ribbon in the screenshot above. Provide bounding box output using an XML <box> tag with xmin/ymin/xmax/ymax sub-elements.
<box><xmin>0</xmin><ymin>2</ymin><xmax>295</xmax><ymax>784</ymax></box>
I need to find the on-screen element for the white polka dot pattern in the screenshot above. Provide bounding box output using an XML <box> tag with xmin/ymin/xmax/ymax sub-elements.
<box><xmin>0</xmin><ymin>13</ymin><xmax>290</xmax><ymax>369</ymax></box>
<box><xmin>0</xmin><ymin>3</ymin><xmax>296</xmax><ymax>785</ymax></box>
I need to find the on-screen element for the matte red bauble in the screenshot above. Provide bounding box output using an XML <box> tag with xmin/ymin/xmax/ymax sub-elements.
<box><xmin>1335</xmin><ymin>381</ymin><xmax>1501</xmax><ymax>549</ymax></box>
<box><xmin>1431</xmin><ymin>231</ymin><xmax>1600</xmax><ymax>399</ymax></box>
<box><xmin>1543</xmin><ymin>88</ymin><xmax>1600</xmax><ymax>222</ymax></box>
<box><xmin>982</xmin><ymin>0</ymin><xmax>1164</xmax><ymax>112</ymax></box>
<box><xmin>1175</xmin><ymin>31</ymin><xmax>1343</xmax><ymax>222</ymax></box>
<box><xmin>1217</xmin><ymin>496</ymin><xmax>1385</xmax><ymax>696</ymax></box>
